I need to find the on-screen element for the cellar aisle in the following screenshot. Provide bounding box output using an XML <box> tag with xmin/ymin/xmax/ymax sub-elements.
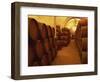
<box><xmin>52</xmin><ymin>40</ymin><xmax>81</xmax><ymax>65</ymax></box>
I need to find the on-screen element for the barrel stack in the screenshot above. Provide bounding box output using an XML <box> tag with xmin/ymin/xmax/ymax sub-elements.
<box><xmin>75</xmin><ymin>18</ymin><xmax>88</xmax><ymax>64</ymax></box>
<box><xmin>28</xmin><ymin>18</ymin><xmax>57</xmax><ymax>66</ymax></box>
<box><xmin>56</xmin><ymin>25</ymin><xmax>71</xmax><ymax>50</ymax></box>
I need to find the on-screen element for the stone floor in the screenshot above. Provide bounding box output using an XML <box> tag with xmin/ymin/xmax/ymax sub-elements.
<box><xmin>52</xmin><ymin>40</ymin><xmax>81</xmax><ymax>65</ymax></box>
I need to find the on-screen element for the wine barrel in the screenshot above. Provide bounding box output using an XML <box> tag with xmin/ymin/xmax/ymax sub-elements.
<box><xmin>40</xmin><ymin>55</ymin><xmax>49</xmax><ymax>65</ymax></box>
<box><xmin>38</xmin><ymin>23</ymin><xmax>48</xmax><ymax>39</ymax></box>
<box><xmin>28</xmin><ymin>18</ymin><xmax>40</xmax><ymax>40</ymax></box>
<box><xmin>60</xmin><ymin>36</ymin><xmax>69</xmax><ymax>40</ymax></box>
<box><xmin>51</xmin><ymin>28</ymin><xmax>55</xmax><ymax>37</ymax></box>
<box><xmin>52</xmin><ymin>38</ymin><xmax>57</xmax><ymax>56</ymax></box>
<box><xmin>28</xmin><ymin>44</ymin><xmax>39</xmax><ymax>66</ymax></box>
<box><xmin>55</xmin><ymin>36</ymin><xmax>61</xmax><ymax>40</ymax></box>
<box><xmin>35</xmin><ymin>40</ymin><xmax>45</xmax><ymax>59</ymax></box>
<box><xmin>47</xmin><ymin>25</ymin><xmax>52</xmax><ymax>37</ymax></box>
<box><xmin>28</xmin><ymin>45</ymin><xmax>35</xmax><ymax>66</ymax></box>
<box><xmin>56</xmin><ymin>31</ymin><xmax>62</xmax><ymax>36</ymax></box>
<box><xmin>62</xmin><ymin>28</ymin><xmax>70</xmax><ymax>33</ymax></box>
<box><xmin>63</xmin><ymin>40</ymin><xmax>70</xmax><ymax>46</ymax></box>
<box><xmin>43</xmin><ymin>39</ymin><xmax>52</xmax><ymax>63</ymax></box>
<box><xmin>56</xmin><ymin>40</ymin><xmax>62</xmax><ymax>50</ymax></box>
<box><xmin>79</xmin><ymin>18</ymin><xmax>88</xmax><ymax>26</ymax></box>
<box><xmin>61</xmin><ymin>32</ymin><xmax>70</xmax><ymax>35</ymax></box>
<box><xmin>81</xmin><ymin>26</ymin><xmax>88</xmax><ymax>37</ymax></box>
<box><xmin>56</xmin><ymin>25</ymin><xmax>61</xmax><ymax>32</ymax></box>
<box><xmin>82</xmin><ymin>38</ymin><xmax>87</xmax><ymax>51</ymax></box>
<box><xmin>82</xmin><ymin>51</ymin><xmax>88</xmax><ymax>64</ymax></box>
<box><xmin>53</xmin><ymin>38</ymin><xmax>57</xmax><ymax>50</ymax></box>
<box><xmin>49</xmin><ymin>38</ymin><xmax>57</xmax><ymax>49</ymax></box>
<box><xmin>49</xmin><ymin>38</ymin><xmax>57</xmax><ymax>58</ymax></box>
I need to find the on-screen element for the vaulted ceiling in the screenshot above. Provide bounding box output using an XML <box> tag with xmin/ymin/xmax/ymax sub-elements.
<box><xmin>28</xmin><ymin>15</ymin><xmax>81</xmax><ymax>33</ymax></box>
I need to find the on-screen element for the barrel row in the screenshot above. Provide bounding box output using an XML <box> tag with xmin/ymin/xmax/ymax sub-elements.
<box><xmin>28</xmin><ymin>18</ymin><xmax>57</xmax><ymax>66</ymax></box>
<box><xmin>56</xmin><ymin>26</ymin><xmax>71</xmax><ymax>50</ymax></box>
<box><xmin>75</xmin><ymin>18</ymin><xmax>88</xmax><ymax>52</ymax></box>
<box><xmin>75</xmin><ymin>18</ymin><xmax>88</xmax><ymax>64</ymax></box>
<box><xmin>28</xmin><ymin>38</ymin><xmax>53</xmax><ymax>66</ymax></box>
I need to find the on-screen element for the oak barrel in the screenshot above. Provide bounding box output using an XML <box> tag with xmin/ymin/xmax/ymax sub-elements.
<box><xmin>82</xmin><ymin>38</ymin><xmax>87</xmax><ymax>51</ymax></box>
<box><xmin>79</xmin><ymin>18</ymin><xmax>88</xmax><ymax>26</ymax></box>
<box><xmin>38</xmin><ymin>23</ymin><xmax>48</xmax><ymax>39</ymax></box>
<box><xmin>47</xmin><ymin>25</ymin><xmax>52</xmax><ymax>37</ymax></box>
<box><xmin>28</xmin><ymin>18</ymin><xmax>40</xmax><ymax>40</ymax></box>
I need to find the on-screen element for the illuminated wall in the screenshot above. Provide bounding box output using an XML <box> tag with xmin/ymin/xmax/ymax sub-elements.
<box><xmin>28</xmin><ymin>15</ymin><xmax>80</xmax><ymax>34</ymax></box>
<box><xmin>28</xmin><ymin>15</ymin><xmax>55</xmax><ymax>27</ymax></box>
